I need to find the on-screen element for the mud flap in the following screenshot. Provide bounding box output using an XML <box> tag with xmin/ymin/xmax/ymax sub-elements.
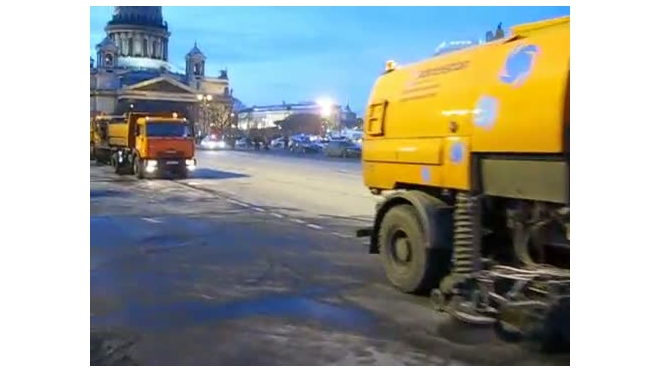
<box><xmin>355</xmin><ymin>227</ymin><xmax>376</xmax><ymax>253</ymax></box>
<box><xmin>355</xmin><ymin>227</ymin><xmax>372</xmax><ymax>238</ymax></box>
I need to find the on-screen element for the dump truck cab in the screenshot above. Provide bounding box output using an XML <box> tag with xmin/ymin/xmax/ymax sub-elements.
<box><xmin>125</xmin><ymin>112</ymin><xmax>197</xmax><ymax>179</ymax></box>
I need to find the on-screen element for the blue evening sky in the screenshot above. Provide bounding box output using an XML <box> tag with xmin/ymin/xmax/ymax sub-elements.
<box><xmin>90</xmin><ymin>6</ymin><xmax>569</xmax><ymax>115</ymax></box>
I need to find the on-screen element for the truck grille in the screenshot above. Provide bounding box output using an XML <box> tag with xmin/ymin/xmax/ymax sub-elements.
<box><xmin>157</xmin><ymin>150</ymin><xmax>184</xmax><ymax>158</ymax></box>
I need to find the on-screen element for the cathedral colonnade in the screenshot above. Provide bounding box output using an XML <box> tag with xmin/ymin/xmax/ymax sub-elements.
<box><xmin>106</xmin><ymin>30</ymin><xmax>169</xmax><ymax>60</ymax></box>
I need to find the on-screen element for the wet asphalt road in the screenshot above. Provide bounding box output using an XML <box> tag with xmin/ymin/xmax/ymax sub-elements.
<box><xmin>90</xmin><ymin>151</ymin><xmax>569</xmax><ymax>366</ymax></box>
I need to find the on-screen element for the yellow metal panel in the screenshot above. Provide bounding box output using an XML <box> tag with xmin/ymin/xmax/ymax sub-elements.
<box><xmin>442</xmin><ymin>136</ymin><xmax>471</xmax><ymax>191</ymax></box>
<box><xmin>362</xmin><ymin>136</ymin><xmax>469</xmax><ymax>190</ymax></box>
<box><xmin>107</xmin><ymin>121</ymin><xmax>130</xmax><ymax>147</ymax></box>
<box><xmin>471</xmin><ymin>24</ymin><xmax>569</xmax><ymax>153</ymax></box>
<box><xmin>363</xmin><ymin>162</ymin><xmax>443</xmax><ymax>190</ymax></box>
<box><xmin>362</xmin><ymin>15</ymin><xmax>569</xmax><ymax>192</ymax></box>
<box><xmin>364</xmin><ymin>15</ymin><xmax>569</xmax><ymax>152</ymax></box>
<box><xmin>362</xmin><ymin>138</ymin><xmax>444</xmax><ymax>165</ymax></box>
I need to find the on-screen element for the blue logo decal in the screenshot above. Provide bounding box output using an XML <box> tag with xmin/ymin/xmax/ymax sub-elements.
<box><xmin>450</xmin><ymin>142</ymin><xmax>465</xmax><ymax>164</ymax></box>
<box><xmin>474</xmin><ymin>95</ymin><xmax>499</xmax><ymax>129</ymax></box>
<box><xmin>499</xmin><ymin>44</ymin><xmax>539</xmax><ymax>87</ymax></box>
<box><xmin>421</xmin><ymin>167</ymin><xmax>431</xmax><ymax>183</ymax></box>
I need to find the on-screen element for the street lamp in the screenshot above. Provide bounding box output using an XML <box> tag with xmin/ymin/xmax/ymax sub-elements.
<box><xmin>316</xmin><ymin>97</ymin><xmax>335</xmax><ymax>134</ymax></box>
<box><xmin>316</xmin><ymin>97</ymin><xmax>333</xmax><ymax>118</ymax></box>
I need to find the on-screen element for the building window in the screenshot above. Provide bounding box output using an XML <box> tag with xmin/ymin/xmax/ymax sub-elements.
<box><xmin>142</xmin><ymin>38</ymin><xmax>148</xmax><ymax>57</ymax></box>
<box><xmin>152</xmin><ymin>40</ymin><xmax>158</xmax><ymax>58</ymax></box>
<box><xmin>104</xmin><ymin>54</ymin><xmax>114</xmax><ymax>67</ymax></box>
<box><xmin>128</xmin><ymin>38</ymin><xmax>133</xmax><ymax>55</ymax></box>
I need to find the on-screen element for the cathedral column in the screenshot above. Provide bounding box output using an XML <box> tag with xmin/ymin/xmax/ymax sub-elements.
<box><xmin>122</xmin><ymin>33</ymin><xmax>129</xmax><ymax>56</ymax></box>
<box><xmin>148</xmin><ymin>35</ymin><xmax>154</xmax><ymax>57</ymax></box>
<box><xmin>141</xmin><ymin>33</ymin><xmax>147</xmax><ymax>57</ymax></box>
<box><xmin>154</xmin><ymin>39</ymin><xmax>160</xmax><ymax>59</ymax></box>
<box><xmin>131</xmin><ymin>32</ymin><xmax>142</xmax><ymax>57</ymax></box>
<box><xmin>142</xmin><ymin>34</ymin><xmax>148</xmax><ymax>57</ymax></box>
<box><xmin>135</xmin><ymin>32</ymin><xmax>142</xmax><ymax>56</ymax></box>
<box><xmin>117</xmin><ymin>33</ymin><xmax>123</xmax><ymax>56</ymax></box>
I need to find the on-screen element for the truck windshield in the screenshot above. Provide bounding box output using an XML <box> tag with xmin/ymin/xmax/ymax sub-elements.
<box><xmin>146</xmin><ymin>122</ymin><xmax>192</xmax><ymax>137</ymax></box>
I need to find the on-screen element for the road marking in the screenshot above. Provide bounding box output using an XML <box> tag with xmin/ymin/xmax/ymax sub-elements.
<box><xmin>270</xmin><ymin>212</ymin><xmax>284</xmax><ymax>218</ymax></box>
<box><xmin>141</xmin><ymin>217</ymin><xmax>162</xmax><ymax>224</ymax></box>
<box><xmin>290</xmin><ymin>218</ymin><xmax>306</xmax><ymax>224</ymax></box>
<box><xmin>332</xmin><ymin>232</ymin><xmax>352</xmax><ymax>238</ymax></box>
<box><xmin>306</xmin><ymin>223</ymin><xmax>323</xmax><ymax>230</ymax></box>
<box><xmin>198</xmin><ymin>294</ymin><xmax>214</xmax><ymax>300</ymax></box>
<box><xmin>252</xmin><ymin>207</ymin><xmax>265</xmax><ymax>212</ymax></box>
<box><xmin>187</xmin><ymin>182</ymin><xmax>201</xmax><ymax>186</ymax></box>
<box><xmin>228</xmin><ymin>199</ymin><xmax>248</xmax><ymax>207</ymax></box>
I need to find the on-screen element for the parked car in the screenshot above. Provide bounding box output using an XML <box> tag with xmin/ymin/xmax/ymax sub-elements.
<box><xmin>235</xmin><ymin>137</ymin><xmax>249</xmax><ymax>150</ymax></box>
<box><xmin>270</xmin><ymin>137</ymin><xmax>287</xmax><ymax>148</ymax></box>
<box><xmin>290</xmin><ymin>138</ymin><xmax>322</xmax><ymax>154</ymax></box>
<box><xmin>200</xmin><ymin>134</ymin><xmax>228</xmax><ymax>150</ymax></box>
<box><xmin>323</xmin><ymin>140</ymin><xmax>362</xmax><ymax>158</ymax></box>
<box><xmin>315</xmin><ymin>138</ymin><xmax>330</xmax><ymax>148</ymax></box>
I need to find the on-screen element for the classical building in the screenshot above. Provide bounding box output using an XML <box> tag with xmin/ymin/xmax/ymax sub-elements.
<box><xmin>235</xmin><ymin>101</ymin><xmax>359</xmax><ymax>132</ymax></box>
<box><xmin>90</xmin><ymin>6</ymin><xmax>243</xmax><ymax>135</ymax></box>
<box><xmin>340</xmin><ymin>103</ymin><xmax>358</xmax><ymax>128</ymax></box>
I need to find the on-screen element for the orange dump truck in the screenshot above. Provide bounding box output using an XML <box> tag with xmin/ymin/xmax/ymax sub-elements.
<box><xmin>90</xmin><ymin>112</ymin><xmax>197</xmax><ymax>179</ymax></box>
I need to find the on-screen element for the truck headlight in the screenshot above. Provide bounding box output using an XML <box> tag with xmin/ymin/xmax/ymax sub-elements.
<box><xmin>147</xmin><ymin>160</ymin><xmax>158</xmax><ymax>167</ymax></box>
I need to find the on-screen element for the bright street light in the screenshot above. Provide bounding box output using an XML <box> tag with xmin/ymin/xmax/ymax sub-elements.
<box><xmin>316</xmin><ymin>97</ymin><xmax>334</xmax><ymax>118</ymax></box>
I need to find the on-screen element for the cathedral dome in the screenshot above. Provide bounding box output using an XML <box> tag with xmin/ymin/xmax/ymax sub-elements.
<box><xmin>108</xmin><ymin>6</ymin><xmax>167</xmax><ymax>29</ymax></box>
<box><xmin>103</xmin><ymin>6</ymin><xmax>170</xmax><ymax>62</ymax></box>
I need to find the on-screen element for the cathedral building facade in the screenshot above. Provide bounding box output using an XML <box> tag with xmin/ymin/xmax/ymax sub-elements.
<box><xmin>90</xmin><ymin>6</ymin><xmax>241</xmax><ymax>135</ymax></box>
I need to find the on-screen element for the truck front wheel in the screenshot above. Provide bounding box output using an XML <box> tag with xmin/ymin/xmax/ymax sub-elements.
<box><xmin>133</xmin><ymin>157</ymin><xmax>144</xmax><ymax>179</ymax></box>
<box><xmin>112</xmin><ymin>155</ymin><xmax>122</xmax><ymax>174</ymax></box>
<box><xmin>378</xmin><ymin>204</ymin><xmax>444</xmax><ymax>294</ymax></box>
